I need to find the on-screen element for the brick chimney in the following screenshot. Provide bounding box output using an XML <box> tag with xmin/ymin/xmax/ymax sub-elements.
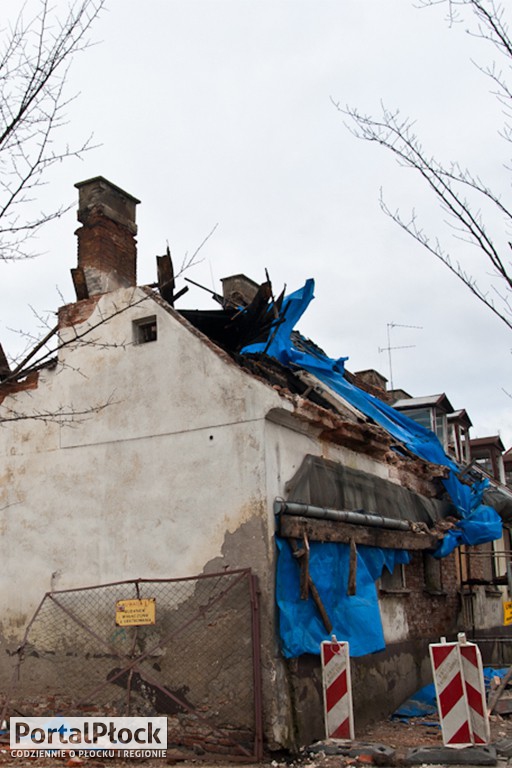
<box><xmin>73</xmin><ymin>177</ymin><xmax>140</xmax><ymax>297</ymax></box>
<box><xmin>221</xmin><ymin>274</ymin><xmax>259</xmax><ymax>307</ymax></box>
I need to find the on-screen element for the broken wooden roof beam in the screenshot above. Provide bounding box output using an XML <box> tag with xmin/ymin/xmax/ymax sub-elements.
<box><xmin>71</xmin><ymin>266</ymin><xmax>89</xmax><ymax>301</ymax></box>
<box><xmin>0</xmin><ymin>343</ymin><xmax>11</xmax><ymax>381</ymax></box>
<box><xmin>279</xmin><ymin>514</ymin><xmax>439</xmax><ymax>550</ymax></box>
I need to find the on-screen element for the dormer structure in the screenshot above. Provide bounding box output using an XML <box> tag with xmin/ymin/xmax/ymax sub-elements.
<box><xmin>470</xmin><ymin>435</ymin><xmax>506</xmax><ymax>484</ymax></box>
<box><xmin>447</xmin><ymin>408</ymin><xmax>472</xmax><ymax>464</ymax></box>
<box><xmin>392</xmin><ymin>393</ymin><xmax>454</xmax><ymax>451</ymax></box>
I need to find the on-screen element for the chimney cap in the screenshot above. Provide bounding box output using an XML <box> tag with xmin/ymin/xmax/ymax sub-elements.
<box><xmin>75</xmin><ymin>176</ymin><xmax>141</xmax><ymax>204</ymax></box>
<box><xmin>75</xmin><ymin>176</ymin><xmax>140</xmax><ymax>233</ymax></box>
<box><xmin>221</xmin><ymin>274</ymin><xmax>260</xmax><ymax>306</ymax></box>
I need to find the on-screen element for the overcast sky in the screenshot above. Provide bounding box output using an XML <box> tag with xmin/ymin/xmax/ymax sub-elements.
<box><xmin>2</xmin><ymin>0</ymin><xmax>512</xmax><ymax>446</ymax></box>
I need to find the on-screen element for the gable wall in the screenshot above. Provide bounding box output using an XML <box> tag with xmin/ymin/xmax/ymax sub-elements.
<box><xmin>0</xmin><ymin>289</ymin><xmax>288</xmax><ymax>641</ymax></box>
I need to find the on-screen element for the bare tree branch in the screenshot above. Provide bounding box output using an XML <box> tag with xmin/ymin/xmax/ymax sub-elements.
<box><xmin>178</xmin><ymin>222</ymin><xmax>219</xmax><ymax>276</ymax></box>
<box><xmin>0</xmin><ymin>0</ymin><xmax>105</xmax><ymax>261</ymax></box>
<box><xmin>337</xmin><ymin>0</ymin><xmax>512</xmax><ymax>330</ymax></box>
<box><xmin>0</xmin><ymin>393</ymin><xmax>117</xmax><ymax>426</ymax></box>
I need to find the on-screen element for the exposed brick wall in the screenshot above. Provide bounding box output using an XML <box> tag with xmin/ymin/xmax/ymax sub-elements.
<box><xmin>388</xmin><ymin>551</ymin><xmax>461</xmax><ymax>640</ymax></box>
<box><xmin>0</xmin><ymin>371</ymin><xmax>39</xmax><ymax>405</ymax></box>
<box><xmin>58</xmin><ymin>295</ymin><xmax>101</xmax><ymax>328</ymax></box>
<box><xmin>347</xmin><ymin>370</ymin><xmax>392</xmax><ymax>403</ymax></box>
<box><xmin>463</xmin><ymin>543</ymin><xmax>487</xmax><ymax>581</ymax></box>
<box><xmin>75</xmin><ymin>208</ymin><xmax>137</xmax><ymax>291</ymax></box>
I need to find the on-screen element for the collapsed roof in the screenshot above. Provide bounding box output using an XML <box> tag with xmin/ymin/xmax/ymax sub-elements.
<box><xmin>1</xmin><ymin>176</ymin><xmax>509</xmax><ymax>539</ymax></box>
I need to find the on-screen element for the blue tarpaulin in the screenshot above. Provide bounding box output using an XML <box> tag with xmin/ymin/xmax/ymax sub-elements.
<box><xmin>392</xmin><ymin>669</ymin><xmax>509</xmax><ymax>720</ymax></box>
<box><xmin>276</xmin><ymin>538</ymin><xmax>410</xmax><ymax>658</ymax></box>
<box><xmin>242</xmin><ymin>280</ymin><xmax>503</xmax><ymax>658</ymax></box>
<box><xmin>392</xmin><ymin>683</ymin><xmax>438</xmax><ymax>719</ymax></box>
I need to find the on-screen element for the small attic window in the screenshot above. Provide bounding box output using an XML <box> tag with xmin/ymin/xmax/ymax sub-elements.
<box><xmin>133</xmin><ymin>316</ymin><xmax>157</xmax><ymax>344</ymax></box>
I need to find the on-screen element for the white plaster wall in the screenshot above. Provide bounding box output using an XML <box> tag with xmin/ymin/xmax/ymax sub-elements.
<box><xmin>263</xmin><ymin>413</ymin><xmax>397</xmax><ymax>512</ymax></box>
<box><xmin>472</xmin><ymin>586</ymin><xmax>504</xmax><ymax>630</ymax></box>
<box><xmin>0</xmin><ymin>288</ymin><xmax>289</xmax><ymax>639</ymax></box>
<box><xmin>380</xmin><ymin>599</ymin><xmax>410</xmax><ymax>643</ymax></box>
<box><xmin>493</xmin><ymin>533</ymin><xmax>508</xmax><ymax>578</ymax></box>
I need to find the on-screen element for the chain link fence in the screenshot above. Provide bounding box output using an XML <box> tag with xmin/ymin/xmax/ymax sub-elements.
<box><xmin>2</xmin><ymin>569</ymin><xmax>263</xmax><ymax>760</ymax></box>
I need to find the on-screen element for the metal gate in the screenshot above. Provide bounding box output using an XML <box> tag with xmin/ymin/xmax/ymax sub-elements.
<box><xmin>2</xmin><ymin>569</ymin><xmax>263</xmax><ymax>760</ymax></box>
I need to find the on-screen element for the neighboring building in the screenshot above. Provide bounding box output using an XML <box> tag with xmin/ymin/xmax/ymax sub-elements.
<box><xmin>470</xmin><ymin>435</ymin><xmax>507</xmax><ymax>485</ymax></box>
<box><xmin>505</xmin><ymin>448</ymin><xmax>512</xmax><ymax>489</ymax></box>
<box><xmin>460</xmin><ymin>435</ymin><xmax>512</xmax><ymax>639</ymax></box>
<box><xmin>0</xmin><ymin>177</ymin><xmax>511</xmax><ymax>752</ymax></box>
<box><xmin>393</xmin><ymin>393</ymin><xmax>454</xmax><ymax>452</ymax></box>
<box><xmin>447</xmin><ymin>409</ymin><xmax>472</xmax><ymax>465</ymax></box>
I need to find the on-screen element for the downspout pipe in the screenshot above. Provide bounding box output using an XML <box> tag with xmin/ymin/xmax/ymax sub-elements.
<box><xmin>274</xmin><ymin>500</ymin><xmax>411</xmax><ymax>531</ymax></box>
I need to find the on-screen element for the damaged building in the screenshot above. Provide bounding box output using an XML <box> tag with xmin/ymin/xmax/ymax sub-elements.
<box><xmin>0</xmin><ymin>177</ymin><xmax>511</xmax><ymax>754</ymax></box>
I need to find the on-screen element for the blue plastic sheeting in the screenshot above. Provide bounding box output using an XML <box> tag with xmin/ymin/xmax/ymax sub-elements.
<box><xmin>484</xmin><ymin>667</ymin><xmax>509</xmax><ymax>689</ymax></box>
<box><xmin>242</xmin><ymin>279</ymin><xmax>502</xmax><ymax>555</ymax></box>
<box><xmin>276</xmin><ymin>537</ymin><xmax>410</xmax><ymax>658</ymax></box>
<box><xmin>392</xmin><ymin>669</ymin><xmax>508</xmax><ymax>720</ymax></box>
<box><xmin>391</xmin><ymin>683</ymin><xmax>437</xmax><ymax>719</ymax></box>
<box><xmin>242</xmin><ymin>280</ymin><xmax>502</xmax><ymax>659</ymax></box>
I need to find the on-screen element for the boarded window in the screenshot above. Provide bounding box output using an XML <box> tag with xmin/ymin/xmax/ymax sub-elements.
<box><xmin>380</xmin><ymin>563</ymin><xmax>406</xmax><ymax>592</ymax></box>
<box><xmin>133</xmin><ymin>316</ymin><xmax>157</xmax><ymax>344</ymax></box>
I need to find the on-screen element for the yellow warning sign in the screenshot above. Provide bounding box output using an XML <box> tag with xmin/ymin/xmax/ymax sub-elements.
<box><xmin>115</xmin><ymin>598</ymin><xmax>156</xmax><ymax>627</ymax></box>
<box><xmin>503</xmin><ymin>601</ymin><xmax>512</xmax><ymax>627</ymax></box>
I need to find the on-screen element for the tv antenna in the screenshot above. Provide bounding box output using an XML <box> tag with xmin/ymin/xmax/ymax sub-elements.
<box><xmin>378</xmin><ymin>322</ymin><xmax>422</xmax><ymax>391</ymax></box>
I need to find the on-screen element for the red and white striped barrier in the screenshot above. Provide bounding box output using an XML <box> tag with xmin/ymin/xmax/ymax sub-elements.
<box><xmin>429</xmin><ymin>634</ymin><xmax>489</xmax><ymax>747</ymax></box>
<box><xmin>430</xmin><ymin>639</ymin><xmax>472</xmax><ymax>747</ymax></box>
<box><xmin>321</xmin><ymin>636</ymin><xmax>354</xmax><ymax>740</ymax></box>
<box><xmin>458</xmin><ymin>635</ymin><xmax>490</xmax><ymax>745</ymax></box>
